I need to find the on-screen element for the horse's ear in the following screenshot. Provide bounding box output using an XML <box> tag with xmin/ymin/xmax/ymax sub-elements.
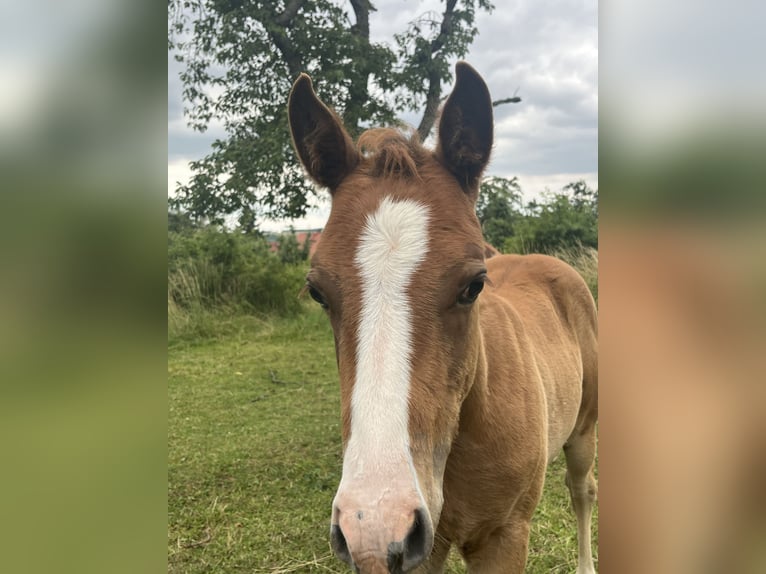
<box><xmin>436</xmin><ymin>62</ymin><xmax>493</xmax><ymax>198</ymax></box>
<box><xmin>288</xmin><ymin>74</ymin><xmax>359</xmax><ymax>191</ymax></box>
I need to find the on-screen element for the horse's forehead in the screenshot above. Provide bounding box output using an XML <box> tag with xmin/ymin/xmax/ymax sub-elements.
<box><xmin>312</xmin><ymin>171</ymin><xmax>481</xmax><ymax>286</ymax></box>
<box><xmin>327</xmin><ymin>174</ymin><xmax>472</xmax><ymax>236</ymax></box>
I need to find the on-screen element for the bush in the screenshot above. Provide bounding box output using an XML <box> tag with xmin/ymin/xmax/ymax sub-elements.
<box><xmin>477</xmin><ymin>178</ymin><xmax>597</xmax><ymax>255</ymax></box>
<box><xmin>477</xmin><ymin>176</ymin><xmax>524</xmax><ymax>249</ymax></box>
<box><xmin>168</xmin><ymin>224</ymin><xmax>307</xmax><ymax>325</ymax></box>
<box><xmin>503</xmin><ymin>182</ymin><xmax>598</xmax><ymax>255</ymax></box>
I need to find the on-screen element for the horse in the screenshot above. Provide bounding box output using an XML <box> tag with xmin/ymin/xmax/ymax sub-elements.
<box><xmin>287</xmin><ymin>61</ymin><xmax>598</xmax><ymax>574</ymax></box>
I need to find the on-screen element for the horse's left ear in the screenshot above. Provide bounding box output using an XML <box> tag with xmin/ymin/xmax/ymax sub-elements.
<box><xmin>288</xmin><ymin>73</ymin><xmax>359</xmax><ymax>191</ymax></box>
<box><xmin>436</xmin><ymin>62</ymin><xmax>493</xmax><ymax>199</ymax></box>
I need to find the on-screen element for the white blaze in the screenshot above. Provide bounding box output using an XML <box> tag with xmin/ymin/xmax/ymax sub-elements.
<box><xmin>342</xmin><ymin>197</ymin><xmax>430</xmax><ymax>483</ymax></box>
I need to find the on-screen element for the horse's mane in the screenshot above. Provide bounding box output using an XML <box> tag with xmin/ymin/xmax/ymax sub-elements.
<box><xmin>356</xmin><ymin>128</ymin><xmax>429</xmax><ymax>180</ymax></box>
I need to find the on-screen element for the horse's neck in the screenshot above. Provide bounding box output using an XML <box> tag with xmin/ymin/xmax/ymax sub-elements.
<box><xmin>458</xmin><ymin>325</ymin><xmax>492</xmax><ymax>431</ymax></box>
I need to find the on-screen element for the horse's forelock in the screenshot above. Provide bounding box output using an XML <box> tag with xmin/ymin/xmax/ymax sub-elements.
<box><xmin>356</xmin><ymin>128</ymin><xmax>427</xmax><ymax>181</ymax></box>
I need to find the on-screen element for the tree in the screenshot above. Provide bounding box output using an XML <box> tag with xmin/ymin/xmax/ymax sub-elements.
<box><xmin>168</xmin><ymin>0</ymin><xmax>498</xmax><ymax>228</ymax></box>
<box><xmin>476</xmin><ymin>176</ymin><xmax>523</xmax><ymax>249</ymax></box>
<box><xmin>167</xmin><ymin>207</ymin><xmax>198</xmax><ymax>234</ymax></box>
<box><xmin>276</xmin><ymin>229</ymin><xmax>306</xmax><ymax>265</ymax></box>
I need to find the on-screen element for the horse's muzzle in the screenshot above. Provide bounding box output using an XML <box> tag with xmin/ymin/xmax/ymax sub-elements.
<box><xmin>331</xmin><ymin>506</ymin><xmax>433</xmax><ymax>573</ymax></box>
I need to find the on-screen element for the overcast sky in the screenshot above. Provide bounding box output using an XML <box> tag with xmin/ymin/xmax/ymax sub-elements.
<box><xmin>168</xmin><ymin>0</ymin><xmax>597</xmax><ymax>231</ymax></box>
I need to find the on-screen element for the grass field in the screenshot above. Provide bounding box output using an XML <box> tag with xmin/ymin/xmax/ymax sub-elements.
<box><xmin>168</xmin><ymin>305</ymin><xmax>598</xmax><ymax>573</ymax></box>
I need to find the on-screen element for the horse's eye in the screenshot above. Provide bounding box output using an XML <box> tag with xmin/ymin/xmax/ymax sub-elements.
<box><xmin>458</xmin><ymin>279</ymin><xmax>485</xmax><ymax>305</ymax></box>
<box><xmin>308</xmin><ymin>285</ymin><xmax>329</xmax><ymax>309</ymax></box>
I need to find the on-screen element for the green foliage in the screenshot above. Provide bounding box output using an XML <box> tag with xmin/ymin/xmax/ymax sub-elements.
<box><xmin>476</xmin><ymin>177</ymin><xmax>598</xmax><ymax>255</ymax></box>
<box><xmin>168</xmin><ymin>222</ymin><xmax>307</xmax><ymax>335</ymax></box>
<box><xmin>476</xmin><ymin>176</ymin><xmax>523</xmax><ymax>248</ymax></box>
<box><xmin>167</xmin><ymin>207</ymin><xmax>198</xmax><ymax>234</ymax></box>
<box><xmin>168</xmin><ymin>0</ymin><xmax>495</xmax><ymax>227</ymax></box>
<box><xmin>504</xmin><ymin>181</ymin><xmax>598</xmax><ymax>254</ymax></box>
<box><xmin>300</xmin><ymin>230</ymin><xmax>313</xmax><ymax>258</ymax></box>
<box><xmin>276</xmin><ymin>229</ymin><xmax>309</xmax><ymax>265</ymax></box>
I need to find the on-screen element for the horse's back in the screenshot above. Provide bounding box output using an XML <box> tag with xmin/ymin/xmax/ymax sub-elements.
<box><xmin>486</xmin><ymin>253</ymin><xmax>596</xmax><ymax>332</ymax></box>
<box><xmin>483</xmin><ymin>253</ymin><xmax>598</xmax><ymax>454</ymax></box>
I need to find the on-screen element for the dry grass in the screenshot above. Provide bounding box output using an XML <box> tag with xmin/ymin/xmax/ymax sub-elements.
<box><xmin>552</xmin><ymin>245</ymin><xmax>598</xmax><ymax>303</ymax></box>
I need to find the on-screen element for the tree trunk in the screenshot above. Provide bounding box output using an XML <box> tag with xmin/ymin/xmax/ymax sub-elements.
<box><xmin>416</xmin><ymin>0</ymin><xmax>458</xmax><ymax>141</ymax></box>
<box><xmin>267</xmin><ymin>1</ymin><xmax>308</xmax><ymax>79</ymax></box>
<box><xmin>344</xmin><ymin>0</ymin><xmax>374</xmax><ymax>133</ymax></box>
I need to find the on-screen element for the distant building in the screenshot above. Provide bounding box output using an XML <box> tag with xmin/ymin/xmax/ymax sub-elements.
<box><xmin>267</xmin><ymin>228</ymin><xmax>323</xmax><ymax>258</ymax></box>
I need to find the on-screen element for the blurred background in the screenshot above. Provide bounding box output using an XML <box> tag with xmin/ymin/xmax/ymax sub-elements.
<box><xmin>0</xmin><ymin>1</ymin><xmax>165</xmax><ymax>573</ymax></box>
<box><xmin>600</xmin><ymin>0</ymin><xmax>766</xmax><ymax>572</ymax></box>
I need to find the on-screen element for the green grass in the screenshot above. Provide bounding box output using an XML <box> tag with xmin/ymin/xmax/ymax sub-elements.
<box><xmin>168</xmin><ymin>306</ymin><xmax>597</xmax><ymax>573</ymax></box>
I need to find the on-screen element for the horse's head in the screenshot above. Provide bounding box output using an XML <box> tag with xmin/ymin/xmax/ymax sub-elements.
<box><xmin>288</xmin><ymin>62</ymin><xmax>493</xmax><ymax>573</ymax></box>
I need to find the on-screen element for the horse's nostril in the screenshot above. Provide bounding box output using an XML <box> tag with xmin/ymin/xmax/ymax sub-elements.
<box><xmin>330</xmin><ymin>523</ymin><xmax>351</xmax><ymax>565</ymax></box>
<box><xmin>387</xmin><ymin>542</ymin><xmax>404</xmax><ymax>573</ymax></box>
<box><xmin>401</xmin><ymin>507</ymin><xmax>433</xmax><ymax>571</ymax></box>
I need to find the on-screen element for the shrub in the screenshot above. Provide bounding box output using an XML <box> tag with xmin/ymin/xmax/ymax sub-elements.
<box><xmin>477</xmin><ymin>178</ymin><xmax>597</xmax><ymax>255</ymax></box>
<box><xmin>503</xmin><ymin>188</ymin><xmax>597</xmax><ymax>255</ymax></box>
<box><xmin>168</xmin><ymin>225</ymin><xmax>307</xmax><ymax>322</ymax></box>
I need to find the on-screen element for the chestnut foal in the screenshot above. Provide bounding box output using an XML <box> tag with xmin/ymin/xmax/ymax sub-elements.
<box><xmin>288</xmin><ymin>62</ymin><xmax>598</xmax><ymax>574</ymax></box>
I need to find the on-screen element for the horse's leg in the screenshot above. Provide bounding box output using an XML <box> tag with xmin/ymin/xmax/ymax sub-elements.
<box><xmin>460</xmin><ymin>513</ymin><xmax>534</xmax><ymax>572</ymax></box>
<box><xmin>564</xmin><ymin>421</ymin><xmax>598</xmax><ymax>574</ymax></box>
<box><xmin>460</xmin><ymin>470</ymin><xmax>545</xmax><ymax>573</ymax></box>
<box><xmin>412</xmin><ymin>533</ymin><xmax>451</xmax><ymax>574</ymax></box>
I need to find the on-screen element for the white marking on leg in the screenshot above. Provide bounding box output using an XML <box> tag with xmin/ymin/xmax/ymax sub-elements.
<box><xmin>576</xmin><ymin>500</ymin><xmax>596</xmax><ymax>574</ymax></box>
<box><xmin>342</xmin><ymin>197</ymin><xmax>430</xmax><ymax>485</ymax></box>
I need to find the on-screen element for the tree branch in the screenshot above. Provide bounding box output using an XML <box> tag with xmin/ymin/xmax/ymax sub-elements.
<box><xmin>416</xmin><ymin>0</ymin><xmax>459</xmax><ymax>141</ymax></box>
<box><xmin>349</xmin><ymin>0</ymin><xmax>372</xmax><ymax>38</ymax></box>
<box><xmin>492</xmin><ymin>96</ymin><xmax>522</xmax><ymax>106</ymax></box>
<box><xmin>269</xmin><ymin>30</ymin><xmax>303</xmax><ymax>79</ymax></box>
<box><xmin>343</xmin><ymin>0</ymin><xmax>374</xmax><ymax>131</ymax></box>
<box><xmin>431</xmin><ymin>0</ymin><xmax>459</xmax><ymax>54</ymax></box>
<box><xmin>275</xmin><ymin>0</ymin><xmax>306</xmax><ymax>27</ymax></box>
<box><xmin>262</xmin><ymin>4</ymin><xmax>306</xmax><ymax>79</ymax></box>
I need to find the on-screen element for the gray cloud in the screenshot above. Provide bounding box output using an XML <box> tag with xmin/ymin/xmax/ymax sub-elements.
<box><xmin>464</xmin><ymin>0</ymin><xmax>597</xmax><ymax>182</ymax></box>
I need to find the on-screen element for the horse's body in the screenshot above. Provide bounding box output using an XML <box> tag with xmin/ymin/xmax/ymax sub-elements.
<box><xmin>437</xmin><ymin>253</ymin><xmax>598</xmax><ymax>571</ymax></box>
<box><xmin>288</xmin><ymin>62</ymin><xmax>597</xmax><ymax>573</ymax></box>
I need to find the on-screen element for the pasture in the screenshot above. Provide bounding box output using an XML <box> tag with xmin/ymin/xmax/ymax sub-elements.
<box><xmin>168</xmin><ymin>303</ymin><xmax>598</xmax><ymax>573</ymax></box>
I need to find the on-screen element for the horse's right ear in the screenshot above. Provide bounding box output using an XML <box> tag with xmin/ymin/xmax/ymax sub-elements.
<box><xmin>288</xmin><ymin>74</ymin><xmax>358</xmax><ymax>191</ymax></box>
